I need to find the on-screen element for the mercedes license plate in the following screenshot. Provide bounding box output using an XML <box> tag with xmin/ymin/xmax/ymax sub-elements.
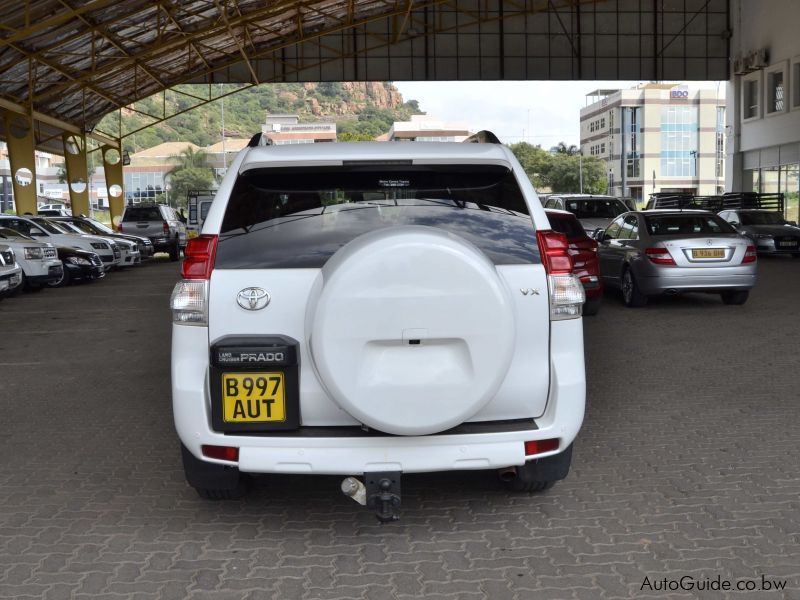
<box><xmin>692</xmin><ymin>248</ymin><xmax>724</xmax><ymax>259</ymax></box>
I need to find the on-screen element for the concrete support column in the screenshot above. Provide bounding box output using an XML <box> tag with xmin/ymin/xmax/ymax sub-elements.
<box><xmin>1</xmin><ymin>110</ymin><xmax>38</xmax><ymax>215</ymax></box>
<box><xmin>101</xmin><ymin>144</ymin><xmax>124</xmax><ymax>227</ymax></box>
<box><xmin>62</xmin><ymin>133</ymin><xmax>90</xmax><ymax>217</ymax></box>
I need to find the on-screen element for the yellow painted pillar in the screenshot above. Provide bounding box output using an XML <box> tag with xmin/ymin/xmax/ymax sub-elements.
<box><xmin>1</xmin><ymin>110</ymin><xmax>38</xmax><ymax>216</ymax></box>
<box><xmin>62</xmin><ymin>133</ymin><xmax>90</xmax><ymax>217</ymax></box>
<box><xmin>101</xmin><ymin>144</ymin><xmax>125</xmax><ymax>228</ymax></box>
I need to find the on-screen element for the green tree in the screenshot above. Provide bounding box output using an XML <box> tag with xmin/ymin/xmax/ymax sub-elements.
<box><xmin>338</xmin><ymin>131</ymin><xmax>376</xmax><ymax>142</ymax></box>
<box><xmin>551</xmin><ymin>142</ymin><xmax>580</xmax><ymax>156</ymax></box>
<box><xmin>168</xmin><ymin>168</ymin><xmax>214</xmax><ymax>208</ymax></box>
<box><xmin>172</xmin><ymin>146</ymin><xmax>208</xmax><ymax>170</ymax></box>
<box><xmin>546</xmin><ymin>155</ymin><xmax>607</xmax><ymax>194</ymax></box>
<box><xmin>508</xmin><ymin>142</ymin><xmax>552</xmax><ymax>189</ymax></box>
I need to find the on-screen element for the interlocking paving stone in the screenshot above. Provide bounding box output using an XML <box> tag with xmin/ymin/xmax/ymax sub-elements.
<box><xmin>1</xmin><ymin>256</ymin><xmax>800</xmax><ymax>599</ymax></box>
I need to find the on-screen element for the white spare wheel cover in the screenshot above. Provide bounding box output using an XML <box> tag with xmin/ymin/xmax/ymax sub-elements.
<box><xmin>309</xmin><ymin>226</ymin><xmax>516</xmax><ymax>435</ymax></box>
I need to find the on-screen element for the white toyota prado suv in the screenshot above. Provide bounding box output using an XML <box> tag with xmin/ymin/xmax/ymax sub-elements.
<box><xmin>171</xmin><ymin>133</ymin><xmax>586</xmax><ymax>521</ymax></box>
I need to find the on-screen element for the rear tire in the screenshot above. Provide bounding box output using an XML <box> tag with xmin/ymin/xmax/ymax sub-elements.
<box><xmin>168</xmin><ymin>242</ymin><xmax>180</xmax><ymax>262</ymax></box>
<box><xmin>582</xmin><ymin>297</ymin><xmax>601</xmax><ymax>316</ymax></box>
<box><xmin>721</xmin><ymin>290</ymin><xmax>749</xmax><ymax>305</ymax></box>
<box><xmin>792</xmin><ymin>253</ymin><xmax>800</xmax><ymax>258</ymax></box>
<box><xmin>181</xmin><ymin>444</ymin><xmax>248</xmax><ymax>500</ymax></box>
<box><xmin>621</xmin><ymin>267</ymin><xmax>647</xmax><ymax>307</ymax></box>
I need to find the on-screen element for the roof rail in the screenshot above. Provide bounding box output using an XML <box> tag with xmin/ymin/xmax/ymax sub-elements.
<box><xmin>463</xmin><ymin>130</ymin><xmax>502</xmax><ymax>144</ymax></box>
<box><xmin>721</xmin><ymin>192</ymin><xmax>784</xmax><ymax>212</ymax></box>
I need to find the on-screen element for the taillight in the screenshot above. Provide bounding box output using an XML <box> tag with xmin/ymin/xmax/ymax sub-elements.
<box><xmin>538</xmin><ymin>230</ymin><xmax>585</xmax><ymax>320</ymax></box>
<box><xmin>181</xmin><ymin>234</ymin><xmax>218</xmax><ymax>280</ymax></box>
<box><xmin>742</xmin><ymin>245</ymin><xmax>757</xmax><ymax>264</ymax></box>
<box><xmin>524</xmin><ymin>438</ymin><xmax>559</xmax><ymax>456</ymax></box>
<box><xmin>645</xmin><ymin>247</ymin><xmax>676</xmax><ymax>265</ymax></box>
<box><xmin>117</xmin><ymin>223</ymin><xmax>123</xmax><ymax>232</ymax></box>
<box><xmin>202</xmin><ymin>445</ymin><xmax>239</xmax><ymax>462</ymax></box>
<box><xmin>163</xmin><ymin>221</ymin><xmax>170</xmax><ymax>235</ymax></box>
<box><xmin>537</xmin><ymin>230</ymin><xmax>573</xmax><ymax>274</ymax></box>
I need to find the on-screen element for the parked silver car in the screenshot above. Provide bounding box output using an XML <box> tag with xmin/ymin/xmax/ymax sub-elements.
<box><xmin>718</xmin><ymin>209</ymin><xmax>800</xmax><ymax>256</ymax></box>
<box><xmin>595</xmin><ymin>211</ymin><xmax>757</xmax><ymax>306</ymax></box>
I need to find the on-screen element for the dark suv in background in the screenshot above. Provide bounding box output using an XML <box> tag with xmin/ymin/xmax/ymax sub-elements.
<box><xmin>119</xmin><ymin>204</ymin><xmax>186</xmax><ymax>261</ymax></box>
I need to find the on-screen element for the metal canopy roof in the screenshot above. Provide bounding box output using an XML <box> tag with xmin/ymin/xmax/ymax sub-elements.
<box><xmin>0</xmin><ymin>0</ymin><xmax>729</xmax><ymax>147</ymax></box>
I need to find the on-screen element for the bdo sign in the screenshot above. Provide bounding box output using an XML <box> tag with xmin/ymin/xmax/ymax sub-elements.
<box><xmin>670</xmin><ymin>85</ymin><xmax>689</xmax><ymax>100</ymax></box>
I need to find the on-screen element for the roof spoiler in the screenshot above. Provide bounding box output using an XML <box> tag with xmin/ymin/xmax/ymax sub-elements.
<box><xmin>463</xmin><ymin>130</ymin><xmax>502</xmax><ymax>144</ymax></box>
<box><xmin>247</xmin><ymin>133</ymin><xmax>273</xmax><ymax>148</ymax></box>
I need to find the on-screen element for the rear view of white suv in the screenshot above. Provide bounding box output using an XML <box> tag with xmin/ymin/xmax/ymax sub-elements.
<box><xmin>171</xmin><ymin>135</ymin><xmax>586</xmax><ymax>521</ymax></box>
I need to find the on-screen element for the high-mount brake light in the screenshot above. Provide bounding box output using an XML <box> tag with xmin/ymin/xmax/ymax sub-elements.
<box><xmin>645</xmin><ymin>247</ymin><xmax>676</xmax><ymax>265</ymax></box>
<box><xmin>181</xmin><ymin>234</ymin><xmax>218</xmax><ymax>280</ymax></box>
<box><xmin>743</xmin><ymin>245</ymin><xmax>757</xmax><ymax>264</ymax></box>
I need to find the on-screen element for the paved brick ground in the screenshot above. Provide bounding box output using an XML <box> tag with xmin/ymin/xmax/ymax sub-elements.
<box><xmin>1</xmin><ymin>257</ymin><xmax>799</xmax><ymax>599</ymax></box>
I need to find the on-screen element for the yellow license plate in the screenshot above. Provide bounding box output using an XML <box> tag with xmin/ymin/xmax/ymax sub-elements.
<box><xmin>187</xmin><ymin>230</ymin><xmax>199</xmax><ymax>239</ymax></box>
<box><xmin>222</xmin><ymin>373</ymin><xmax>285</xmax><ymax>423</ymax></box>
<box><xmin>692</xmin><ymin>248</ymin><xmax>724</xmax><ymax>258</ymax></box>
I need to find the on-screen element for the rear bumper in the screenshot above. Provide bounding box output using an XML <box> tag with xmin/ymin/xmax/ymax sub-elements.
<box><xmin>635</xmin><ymin>262</ymin><xmax>757</xmax><ymax>294</ymax></box>
<box><xmin>581</xmin><ymin>279</ymin><xmax>603</xmax><ymax>299</ymax></box>
<box><xmin>172</xmin><ymin>320</ymin><xmax>585</xmax><ymax>475</ymax></box>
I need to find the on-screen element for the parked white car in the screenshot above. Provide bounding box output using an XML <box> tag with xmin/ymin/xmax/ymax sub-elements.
<box><xmin>52</xmin><ymin>219</ymin><xmax>140</xmax><ymax>267</ymax></box>
<box><xmin>171</xmin><ymin>135</ymin><xmax>587</xmax><ymax>521</ymax></box>
<box><xmin>0</xmin><ymin>227</ymin><xmax>63</xmax><ymax>290</ymax></box>
<box><xmin>0</xmin><ymin>216</ymin><xmax>116</xmax><ymax>270</ymax></box>
<box><xmin>0</xmin><ymin>244</ymin><xmax>23</xmax><ymax>299</ymax></box>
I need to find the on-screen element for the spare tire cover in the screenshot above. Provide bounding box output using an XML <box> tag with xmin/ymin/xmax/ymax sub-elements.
<box><xmin>309</xmin><ymin>226</ymin><xmax>516</xmax><ymax>435</ymax></box>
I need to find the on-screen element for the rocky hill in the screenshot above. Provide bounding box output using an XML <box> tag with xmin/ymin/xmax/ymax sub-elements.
<box><xmin>101</xmin><ymin>82</ymin><xmax>421</xmax><ymax>152</ymax></box>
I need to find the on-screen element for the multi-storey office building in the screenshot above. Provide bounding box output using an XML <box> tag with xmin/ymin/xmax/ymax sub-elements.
<box><xmin>580</xmin><ymin>84</ymin><xmax>726</xmax><ymax>203</ymax></box>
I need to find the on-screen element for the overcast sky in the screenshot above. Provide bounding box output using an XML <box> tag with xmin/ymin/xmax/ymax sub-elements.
<box><xmin>394</xmin><ymin>80</ymin><xmax>725</xmax><ymax>148</ymax></box>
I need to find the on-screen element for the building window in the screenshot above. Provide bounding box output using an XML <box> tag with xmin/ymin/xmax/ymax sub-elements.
<box><xmin>792</xmin><ymin>60</ymin><xmax>800</xmax><ymax>109</ymax></box>
<box><xmin>743</xmin><ymin>76</ymin><xmax>760</xmax><ymax>120</ymax></box>
<box><xmin>766</xmin><ymin>68</ymin><xmax>786</xmax><ymax>114</ymax></box>
<box><xmin>660</xmin><ymin>106</ymin><xmax>698</xmax><ymax>177</ymax></box>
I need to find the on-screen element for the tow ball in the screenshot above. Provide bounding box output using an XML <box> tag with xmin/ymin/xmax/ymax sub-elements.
<box><xmin>341</xmin><ymin>471</ymin><xmax>402</xmax><ymax>523</ymax></box>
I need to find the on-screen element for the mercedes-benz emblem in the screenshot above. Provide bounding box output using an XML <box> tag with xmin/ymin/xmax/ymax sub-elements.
<box><xmin>237</xmin><ymin>287</ymin><xmax>270</xmax><ymax>310</ymax></box>
<box><xmin>707</xmin><ymin>239</ymin><xmax>713</xmax><ymax>246</ymax></box>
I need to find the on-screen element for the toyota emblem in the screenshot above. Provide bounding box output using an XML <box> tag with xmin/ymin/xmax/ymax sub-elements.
<box><xmin>237</xmin><ymin>287</ymin><xmax>270</xmax><ymax>310</ymax></box>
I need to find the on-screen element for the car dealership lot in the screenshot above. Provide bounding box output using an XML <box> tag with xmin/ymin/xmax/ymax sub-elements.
<box><xmin>1</xmin><ymin>259</ymin><xmax>799</xmax><ymax>599</ymax></box>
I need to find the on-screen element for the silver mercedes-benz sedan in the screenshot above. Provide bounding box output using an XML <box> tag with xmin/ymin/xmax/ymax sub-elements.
<box><xmin>595</xmin><ymin>210</ymin><xmax>757</xmax><ymax>307</ymax></box>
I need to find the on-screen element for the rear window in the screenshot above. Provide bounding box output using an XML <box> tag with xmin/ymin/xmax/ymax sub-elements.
<box><xmin>739</xmin><ymin>211</ymin><xmax>785</xmax><ymax>225</ymax></box>
<box><xmin>216</xmin><ymin>165</ymin><xmax>538</xmax><ymax>268</ymax></box>
<box><xmin>123</xmin><ymin>207</ymin><xmax>163</xmax><ymax>222</ymax></box>
<box><xmin>563</xmin><ymin>198</ymin><xmax>627</xmax><ymax>219</ymax></box>
<box><xmin>546</xmin><ymin>213</ymin><xmax>585</xmax><ymax>239</ymax></box>
<box><xmin>645</xmin><ymin>214</ymin><xmax>735</xmax><ymax>236</ymax></box>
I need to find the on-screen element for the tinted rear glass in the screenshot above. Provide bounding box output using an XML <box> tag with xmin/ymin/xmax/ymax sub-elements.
<box><xmin>123</xmin><ymin>207</ymin><xmax>163</xmax><ymax>222</ymax></box>
<box><xmin>739</xmin><ymin>211</ymin><xmax>785</xmax><ymax>225</ymax></box>
<box><xmin>546</xmin><ymin>213</ymin><xmax>585</xmax><ymax>239</ymax></box>
<box><xmin>563</xmin><ymin>198</ymin><xmax>627</xmax><ymax>219</ymax></box>
<box><xmin>645</xmin><ymin>214</ymin><xmax>735</xmax><ymax>236</ymax></box>
<box><xmin>216</xmin><ymin>165</ymin><xmax>538</xmax><ymax>268</ymax></box>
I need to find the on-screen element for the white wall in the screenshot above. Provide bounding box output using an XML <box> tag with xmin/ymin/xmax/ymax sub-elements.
<box><xmin>731</xmin><ymin>0</ymin><xmax>800</xmax><ymax>153</ymax></box>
